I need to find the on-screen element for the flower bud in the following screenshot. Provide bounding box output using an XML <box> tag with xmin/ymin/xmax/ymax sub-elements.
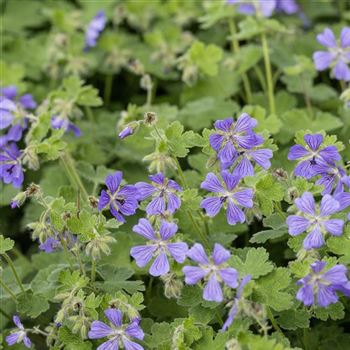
<box><xmin>272</xmin><ymin>168</ymin><xmax>288</xmax><ymax>181</ymax></box>
<box><xmin>22</xmin><ymin>148</ymin><xmax>40</xmax><ymax>170</ymax></box>
<box><xmin>225</xmin><ymin>338</ymin><xmax>241</xmax><ymax>350</ymax></box>
<box><xmin>117</xmin><ymin>121</ymin><xmax>139</xmax><ymax>140</ymax></box>
<box><xmin>140</xmin><ymin>74</ymin><xmax>153</xmax><ymax>91</ymax></box>
<box><xmin>143</xmin><ymin>111</ymin><xmax>157</xmax><ymax>126</ymax></box>
<box><xmin>161</xmin><ymin>273</ymin><xmax>183</xmax><ymax>299</ymax></box>
<box><xmin>85</xmin><ymin>235</ymin><xmax>116</xmax><ymax>260</ymax></box>
<box><xmin>10</xmin><ymin>191</ymin><xmax>27</xmax><ymax>209</ymax></box>
<box><xmin>286</xmin><ymin>187</ymin><xmax>299</xmax><ymax>203</ymax></box>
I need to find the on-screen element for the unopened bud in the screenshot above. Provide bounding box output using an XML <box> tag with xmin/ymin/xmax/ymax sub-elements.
<box><xmin>225</xmin><ymin>338</ymin><xmax>241</xmax><ymax>350</ymax></box>
<box><xmin>162</xmin><ymin>273</ymin><xmax>183</xmax><ymax>299</ymax></box>
<box><xmin>143</xmin><ymin>111</ymin><xmax>157</xmax><ymax>126</ymax></box>
<box><xmin>118</xmin><ymin>121</ymin><xmax>139</xmax><ymax>140</ymax></box>
<box><xmin>10</xmin><ymin>191</ymin><xmax>27</xmax><ymax>209</ymax></box>
<box><xmin>22</xmin><ymin>148</ymin><xmax>40</xmax><ymax>170</ymax></box>
<box><xmin>272</xmin><ymin>168</ymin><xmax>288</xmax><ymax>181</ymax></box>
<box><xmin>286</xmin><ymin>187</ymin><xmax>299</xmax><ymax>203</ymax></box>
<box><xmin>140</xmin><ymin>74</ymin><xmax>153</xmax><ymax>91</ymax></box>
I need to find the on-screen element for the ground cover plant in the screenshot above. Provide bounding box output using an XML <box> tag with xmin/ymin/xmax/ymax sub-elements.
<box><xmin>1</xmin><ymin>0</ymin><xmax>350</xmax><ymax>349</ymax></box>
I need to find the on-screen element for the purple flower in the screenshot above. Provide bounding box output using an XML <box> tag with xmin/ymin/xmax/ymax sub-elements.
<box><xmin>222</xmin><ymin>275</ymin><xmax>252</xmax><ymax>331</ymax></box>
<box><xmin>227</xmin><ymin>0</ymin><xmax>276</xmax><ymax>17</ymax></box>
<box><xmin>39</xmin><ymin>237</ymin><xmax>61</xmax><ymax>253</ymax></box>
<box><xmin>297</xmin><ymin>261</ymin><xmax>350</xmax><ymax>307</ymax></box>
<box><xmin>0</xmin><ymin>97</ymin><xmax>17</xmax><ymax>130</ymax></box>
<box><xmin>286</xmin><ymin>192</ymin><xmax>344</xmax><ymax>250</ymax></box>
<box><xmin>210</xmin><ymin>114</ymin><xmax>262</xmax><ymax>164</ymax></box>
<box><xmin>84</xmin><ymin>10</ymin><xmax>107</xmax><ymax>50</ymax></box>
<box><xmin>288</xmin><ymin>133</ymin><xmax>340</xmax><ymax>179</ymax></box>
<box><xmin>182</xmin><ymin>243</ymin><xmax>238</xmax><ymax>302</ymax></box>
<box><xmin>0</xmin><ymin>143</ymin><xmax>24</xmax><ymax>188</ymax></box>
<box><xmin>136</xmin><ymin>173</ymin><xmax>182</xmax><ymax>216</ymax></box>
<box><xmin>1</xmin><ymin>86</ymin><xmax>37</xmax><ymax>110</ymax></box>
<box><xmin>6</xmin><ymin>315</ymin><xmax>31</xmax><ymax>348</ymax></box>
<box><xmin>130</xmin><ymin>219</ymin><xmax>188</xmax><ymax>277</ymax></box>
<box><xmin>51</xmin><ymin>116</ymin><xmax>81</xmax><ymax>137</ymax></box>
<box><xmin>0</xmin><ymin>124</ymin><xmax>23</xmax><ymax>147</ymax></box>
<box><xmin>200</xmin><ymin>171</ymin><xmax>254</xmax><ymax>225</ymax></box>
<box><xmin>88</xmin><ymin>308</ymin><xmax>144</xmax><ymax>350</ymax></box>
<box><xmin>314</xmin><ymin>163</ymin><xmax>350</xmax><ymax>195</ymax></box>
<box><xmin>98</xmin><ymin>171</ymin><xmax>139</xmax><ymax>222</ymax></box>
<box><xmin>313</xmin><ymin>27</ymin><xmax>350</xmax><ymax>81</ymax></box>
<box><xmin>119</xmin><ymin>126</ymin><xmax>134</xmax><ymax>139</ymax></box>
<box><xmin>275</xmin><ymin>0</ymin><xmax>299</xmax><ymax>14</ymax></box>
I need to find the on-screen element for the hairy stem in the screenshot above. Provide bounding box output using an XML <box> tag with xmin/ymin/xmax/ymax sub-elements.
<box><xmin>104</xmin><ymin>74</ymin><xmax>113</xmax><ymax>105</ymax></box>
<box><xmin>228</xmin><ymin>18</ymin><xmax>252</xmax><ymax>104</ymax></box>
<box><xmin>60</xmin><ymin>152</ymin><xmax>89</xmax><ymax>201</ymax></box>
<box><xmin>261</xmin><ymin>31</ymin><xmax>276</xmax><ymax>115</ymax></box>
<box><xmin>2</xmin><ymin>253</ymin><xmax>25</xmax><ymax>294</ymax></box>
<box><xmin>91</xmin><ymin>259</ymin><xmax>97</xmax><ymax>282</ymax></box>
<box><xmin>0</xmin><ymin>278</ymin><xmax>18</xmax><ymax>302</ymax></box>
<box><xmin>266</xmin><ymin>306</ymin><xmax>284</xmax><ymax>336</ymax></box>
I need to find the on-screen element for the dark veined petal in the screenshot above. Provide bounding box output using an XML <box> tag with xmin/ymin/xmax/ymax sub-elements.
<box><xmin>221</xmin><ymin>170</ymin><xmax>240</xmax><ymax>191</ymax></box>
<box><xmin>149</xmin><ymin>172</ymin><xmax>165</xmax><ymax>185</ymax></box>
<box><xmin>316</xmin><ymin>28</ymin><xmax>336</xmax><ymax>48</ymax></box>
<box><xmin>167</xmin><ymin>192</ymin><xmax>181</xmax><ymax>213</ymax></box>
<box><xmin>226</xmin><ymin>200</ymin><xmax>245</xmax><ymax>225</ymax></box>
<box><xmin>201</xmin><ymin>173</ymin><xmax>224</xmax><ymax>193</ymax></box>
<box><xmin>200</xmin><ymin>197</ymin><xmax>224</xmax><ymax>217</ymax></box>
<box><xmin>88</xmin><ymin>321</ymin><xmax>113</xmax><ymax>339</ymax></box>
<box><xmin>317</xmin><ymin>284</ymin><xmax>338</xmax><ymax>307</ymax></box>
<box><xmin>303</xmin><ymin>225</ymin><xmax>325</xmax><ymax>250</ymax></box>
<box><xmin>214</xmin><ymin>117</ymin><xmax>233</xmax><ymax>132</ymax></box>
<box><xmin>187</xmin><ymin>243</ymin><xmax>209</xmax><ymax>264</ymax></box>
<box><xmin>106</xmin><ymin>171</ymin><xmax>123</xmax><ymax>194</ymax></box>
<box><xmin>320</xmin><ymin>194</ymin><xmax>340</xmax><ymax>216</ymax></box>
<box><xmin>97</xmin><ymin>338</ymin><xmax>119</xmax><ymax>350</ymax></box>
<box><xmin>232</xmin><ymin>155</ymin><xmax>255</xmax><ymax>179</ymax></box>
<box><xmin>203</xmin><ymin>274</ymin><xmax>223</xmax><ymax>302</ymax></box>
<box><xmin>166</xmin><ymin>242</ymin><xmax>188</xmax><ymax>263</ymax></box>
<box><xmin>159</xmin><ymin>220</ymin><xmax>178</xmax><ymax>240</ymax></box>
<box><xmin>149</xmin><ymin>252</ymin><xmax>170</xmax><ymax>276</ymax></box>
<box><xmin>209</xmin><ymin>133</ymin><xmax>224</xmax><ymax>151</ymax></box>
<box><xmin>323</xmin><ymin>264</ymin><xmax>348</xmax><ymax>285</ymax></box>
<box><xmin>233</xmin><ymin>113</ymin><xmax>257</xmax><ymax>133</ymax></box>
<box><xmin>146</xmin><ymin>196</ymin><xmax>166</xmax><ymax>215</ymax></box>
<box><xmin>6</xmin><ymin>332</ymin><xmax>20</xmax><ymax>346</ymax></box>
<box><xmin>105</xmin><ymin>308</ymin><xmax>123</xmax><ymax>328</ymax></box>
<box><xmin>183</xmin><ymin>266</ymin><xmax>209</xmax><ymax>284</ymax></box>
<box><xmin>232</xmin><ymin>189</ymin><xmax>254</xmax><ymax>208</ymax></box>
<box><xmin>125</xmin><ymin>320</ymin><xmax>144</xmax><ymax>340</ymax></box>
<box><xmin>295</xmin><ymin>192</ymin><xmax>315</xmax><ymax>215</ymax></box>
<box><xmin>323</xmin><ymin>219</ymin><xmax>344</xmax><ymax>236</ymax></box>
<box><xmin>130</xmin><ymin>245</ymin><xmax>156</xmax><ymax>268</ymax></box>
<box><xmin>135</xmin><ymin>182</ymin><xmax>156</xmax><ymax>200</ymax></box>
<box><xmin>288</xmin><ymin>144</ymin><xmax>309</xmax><ymax>160</ymax></box>
<box><xmin>340</xmin><ymin>27</ymin><xmax>350</xmax><ymax>47</ymax></box>
<box><xmin>296</xmin><ymin>283</ymin><xmax>314</xmax><ymax>306</ymax></box>
<box><xmin>122</xmin><ymin>337</ymin><xmax>144</xmax><ymax>350</ymax></box>
<box><xmin>304</xmin><ymin>134</ymin><xmax>323</xmax><ymax>151</ymax></box>
<box><xmin>219</xmin><ymin>267</ymin><xmax>238</xmax><ymax>288</ymax></box>
<box><xmin>286</xmin><ymin>215</ymin><xmax>310</xmax><ymax>235</ymax></box>
<box><xmin>133</xmin><ymin>219</ymin><xmax>156</xmax><ymax>240</ymax></box>
<box><xmin>212</xmin><ymin>243</ymin><xmax>231</xmax><ymax>265</ymax></box>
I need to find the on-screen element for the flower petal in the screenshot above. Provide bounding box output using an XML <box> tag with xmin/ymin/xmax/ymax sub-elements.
<box><xmin>106</xmin><ymin>171</ymin><xmax>123</xmax><ymax>193</ymax></box>
<box><xmin>125</xmin><ymin>320</ymin><xmax>144</xmax><ymax>340</ymax></box>
<box><xmin>97</xmin><ymin>339</ymin><xmax>119</xmax><ymax>350</ymax></box>
<box><xmin>167</xmin><ymin>192</ymin><xmax>181</xmax><ymax>213</ymax></box>
<box><xmin>288</xmin><ymin>145</ymin><xmax>309</xmax><ymax>160</ymax></box>
<box><xmin>88</xmin><ymin>321</ymin><xmax>113</xmax><ymax>339</ymax></box>
<box><xmin>187</xmin><ymin>243</ymin><xmax>209</xmax><ymax>264</ymax></box>
<box><xmin>105</xmin><ymin>309</ymin><xmax>122</xmax><ymax>327</ymax></box>
<box><xmin>232</xmin><ymin>156</ymin><xmax>254</xmax><ymax>177</ymax></box>
<box><xmin>200</xmin><ymin>197</ymin><xmax>224</xmax><ymax>217</ymax></box>
<box><xmin>323</xmin><ymin>219</ymin><xmax>344</xmax><ymax>236</ymax></box>
<box><xmin>296</xmin><ymin>283</ymin><xmax>314</xmax><ymax>306</ymax></box>
<box><xmin>320</xmin><ymin>194</ymin><xmax>339</xmax><ymax>216</ymax></box>
<box><xmin>209</xmin><ymin>133</ymin><xmax>224</xmax><ymax>151</ymax></box>
<box><xmin>122</xmin><ymin>338</ymin><xmax>143</xmax><ymax>350</ymax></box>
<box><xmin>201</xmin><ymin>173</ymin><xmax>224</xmax><ymax>192</ymax></box>
<box><xmin>146</xmin><ymin>196</ymin><xmax>166</xmax><ymax>215</ymax></box>
<box><xmin>317</xmin><ymin>284</ymin><xmax>338</xmax><ymax>307</ymax></box>
<box><xmin>295</xmin><ymin>192</ymin><xmax>315</xmax><ymax>215</ymax></box>
<box><xmin>227</xmin><ymin>200</ymin><xmax>245</xmax><ymax>225</ymax></box>
<box><xmin>317</xmin><ymin>28</ymin><xmax>336</xmax><ymax>47</ymax></box>
<box><xmin>135</xmin><ymin>182</ymin><xmax>156</xmax><ymax>200</ymax></box>
<box><xmin>323</xmin><ymin>264</ymin><xmax>348</xmax><ymax>284</ymax></box>
<box><xmin>183</xmin><ymin>266</ymin><xmax>209</xmax><ymax>284</ymax></box>
<box><xmin>341</xmin><ymin>27</ymin><xmax>350</xmax><ymax>47</ymax></box>
<box><xmin>219</xmin><ymin>267</ymin><xmax>238</xmax><ymax>288</ymax></box>
<box><xmin>214</xmin><ymin>117</ymin><xmax>233</xmax><ymax>132</ymax></box>
<box><xmin>212</xmin><ymin>243</ymin><xmax>231</xmax><ymax>265</ymax></box>
<box><xmin>159</xmin><ymin>220</ymin><xmax>178</xmax><ymax>240</ymax></box>
<box><xmin>149</xmin><ymin>252</ymin><xmax>169</xmax><ymax>276</ymax></box>
<box><xmin>233</xmin><ymin>113</ymin><xmax>257</xmax><ymax>133</ymax></box>
<box><xmin>249</xmin><ymin>149</ymin><xmax>273</xmax><ymax>169</ymax></box>
<box><xmin>149</xmin><ymin>172</ymin><xmax>165</xmax><ymax>185</ymax></box>
<box><xmin>167</xmin><ymin>242</ymin><xmax>188</xmax><ymax>263</ymax></box>
<box><xmin>130</xmin><ymin>245</ymin><xmax>156</xmax><ymax>268</ymax></box>
<box><xmin>304</xmin><ymin>134</ymin><xmax>323</xmax><ymax>151</ymax></box>
<box><xmin>133</xmin><ymin>219</ymin><xmax>156</xmax><ymax>240</ymax></box>
<box><xmin>232</xmin><ymin>189</ymin><xmax>254</xmax><ymax>208</ymax></box>
<box><xmin>303</xmin><ymin>225</ymin><xmax>325</xmax><ymax>250</ymax></box>
<box><xmin>313</xmin><ymin>51</ymin><xmax>334</xmax><ymax>70</ymax></box>
<box><xmin>286</xmin><ymin>215</ymin><xmax>310</xmax><ymax>235</ymax></box>
<box><xmin>333</xmin><ymin>59</ymin><xmax>350</xmax><ymax>81</ymax></box>
<box><xmin>203</xmin><ymin>274</ymin><xmax>223</xmax><ymax>302</ymax></box>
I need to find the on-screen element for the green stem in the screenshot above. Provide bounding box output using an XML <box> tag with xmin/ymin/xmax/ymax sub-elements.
<box><xmin>228</xmin><ymin>18</ymin><xmax>252</xmax><ymax>104</ymax></box>
<box><xmin>60</xmin><ymin>152</ymin><xmax>89</xmax><ymax>202</ymax></box>
<box><xmin>254</xmin><ymin>66</ymin><xmax>267</xmax><ymax>92</ymax></box>
<box><xmin>2</xmin><ymin>253</ymin><xmax>25</xmax><ymax>294</ymax></box>
<box><xmin>0</xmin><ymin>278</ymin><xmax>18</xmax><ymax>302</ymax></box>
<box><xmin>85</xmin><ymin>106</ymin><xmax>95</xmax><ymax>124</ymax></box>
<box><xmin>340</xmin><ymin>80</ymin><xmax>346</xmax><ymax>92</ymax></box>
<box><xmin>266</xmin><ymin>306</ymin><xmax>284</xmax><ymax>336</ymax></box>
<box><xmin>274</xmin><ymin>202</ymin><xmax>286</xmax><ymax>220</ymax></box>
<box><xmin>187</xmin><ymin>211</ymin><xmax>210</xmax><ymax>250</ymax></box>
<box><xmin>261</xmin><ymin>31</ymin><xmax>276</xmax><ymax>115</ymax></box>
<box><xmin>0</xmin><ymin>306</ymin><xmax>11</xmax><ymax>319</ymax></box>
<box><xmin>104</xmin><ymin>74</ymin><xmax>113</xmax><ymax>105</ymax></box>
<box><xmin>59</xmin><ymin>234</ymin><xmax>74</xmax><ymax>270</ymax></box>
<box><xmin>91</xmin><ymin>259</ymin><xmax>96</xmax><ymax>282</ymax></box>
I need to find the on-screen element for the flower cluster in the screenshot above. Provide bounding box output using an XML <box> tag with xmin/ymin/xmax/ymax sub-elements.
<box><xmin>313</xmin><ymin>27</ymin><xmax>350</xmax><ymax>82</ymax></box>
<box><xmin>297</xmin><ymin>261</ymin><xmax>350</xmax><ymax>307</ymax></box>
<box><xmin>84</xmin><ymin>10</ymin><xmax>107</xmax><ymax>50</ymax></box>
<box><xmin>227</xmin><ymin>0</ymin><xmax>299</xmax><ymax>17</ymax></box>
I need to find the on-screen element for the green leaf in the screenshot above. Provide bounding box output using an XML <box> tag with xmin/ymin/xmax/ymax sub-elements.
<box><xmin>277</xmin><ymin>309</ymin><xmax>310</xmax><ymax>330</ymax></box>
<box><xmin>250</xmin><ymin>228</ymin><xmax>287</xmax><ymax>244</ymax></box>
<box><xmin>230</xmin><ymin>247</ymin><xmax>273</xmax><ymax>278</ymax></box>
<box><xmin>327</xmin><ymin>235</ymin><xmax>350</xmax><ymax>264</ymax></box>
<box><xmin>178</xmin><ymin>285</ymin><xmax>202</xmax><ymax>307</ymax></box>
<box><xmin>0</xmin><ymin>235</ymin><xmax>14</xmax><ymax>254</ymax></box>
<box><xmin>254</xmin><ymin>174</ymin><xmax>284</xmax><ymax>217</ymax></box>
<box><xmin>314</xmin><ymin>302</ymin><xmax>345</xmax><ymax>321</ymax></box>
<box><xmin>17</xmin><ymin>292</ymin><xmax>50</xmax><ymax>318</ymax></box>
<box><xmin>58</xmin><ymin>327</ymin><xmax>92</xmax><ymax>350</ymax></box>
<box><xmin>255</xmin><ymin>268</ymin><xmax>293</xmax><ymax>311</ymax></box>
<box><xmin>188</xmin><ymin>41</ymin><xmax>223</xmax><ymax>76</ymax></box>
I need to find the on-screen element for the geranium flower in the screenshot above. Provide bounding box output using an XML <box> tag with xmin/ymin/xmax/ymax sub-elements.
<box><xmin>84</xmin><ymin>10</ymin><xmax>107</xmax><ymax>50</ymax></box>
<box><xmin>6</xmin><ymin>315</ymin><xmax>31</xmax><ymax>348</ymax></box>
